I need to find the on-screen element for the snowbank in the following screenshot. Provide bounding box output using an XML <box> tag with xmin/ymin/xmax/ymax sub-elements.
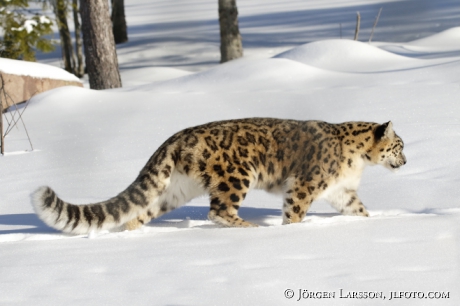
<box><xmin>408</xmin><ymin>27</ymin><xmax>460</xmax><ymax>50</ymax></box>
<box><xmin>274</xmin><ymin>39</ymin><xmax>422</xmax><ymax>72</ymax></box>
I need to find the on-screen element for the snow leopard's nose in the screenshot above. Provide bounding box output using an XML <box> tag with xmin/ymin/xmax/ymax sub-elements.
<box><xmin>400</xmin><ymin>153</ymin><xmax>407</xmax><ymax>165</ymax></box>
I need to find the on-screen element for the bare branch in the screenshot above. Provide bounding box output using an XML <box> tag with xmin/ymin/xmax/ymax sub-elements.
<box><xmin>354</xmin><ymin>12</ymin><xmax>361</xmax><ymax>41</ymax></box>
<box><xmin>0</xmin><ymin>74</ymin><xmax>4</xmax><ymax>155</ymax></box>
<box><xmin>0</xmin><ymin>73</ymin><xmax>34</xmax><ymax>153</ymax></box>
<box><xmin>18</xmin><ymin>100</ymin><xmax>34</xmax><ymax>151</ymax></box>
<box><xmin>369</xmin><ymin>7</ymin><xmax>383</xmax><ymax>43</ymax></box>
<box><xmin>3</xmin><ymin>89</ymin><xmax>22</xmax><ymax>132</ymax></box>
<box><xmin>4</xmin><ymin>99</ymin><xmax>32</xmax><ymax>138</ymax></box>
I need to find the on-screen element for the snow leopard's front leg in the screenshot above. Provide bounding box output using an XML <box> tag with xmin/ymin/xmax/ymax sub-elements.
<box><xmin>282</xmin><ymin>195</ymin><xmax>313</xmax><ymax>225</ymax></box>
<box><xmin>282</xmin><ymin>179</ymin><xmax>320</xmax><ymax>224</ymax></box>
<box><xmin>327</xmin><ymin>188</ymin><xmax>369</xmax><ymax>217</ymax></box>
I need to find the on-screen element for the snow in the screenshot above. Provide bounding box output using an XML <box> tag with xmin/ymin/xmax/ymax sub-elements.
<box><xmin>119</xmin><ymin>66</ymin><xmax>193</xmax><ymax>87</ymax></box>
<box><xmin>1</xmin><ymin>0</ymin><xmax>460</xmax><ymax>305</ymax></box>
<box><xmin>274</xmin><ymin>40</ymin><xmax>422</xmax><ymax>72</ymax></box>
<box><xmin>11</xmin><ymin>20</ymin><xmax>38</xmax><ymax>34</ymax></box>
<box><xmin>0</xmin><ymin>57</ymin><xmax>81</xmax><ymax>82</ymax></box>
<box><xmin>408</xmin><ymin>27</ymin><xmax>460</xmax><ymax>50</ymax></box>
<box><xmin>38</xmin><ymin>15</ymin><xmax>51</xmax><ymax>25</ymax></box>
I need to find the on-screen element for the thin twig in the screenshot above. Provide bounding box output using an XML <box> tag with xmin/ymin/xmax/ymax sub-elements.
<box><xmin>4</xmin><ymin>99</ymin><xmax>31</xmax><ymax>138</ymax></box>
<box><xmin>354</xmin><ymin>12</ymin><xmax>361</xmax><ymax>41</ymax></box>
<box><xmin>0</xmin><ymin>75</ymin><xmax>21</xmax><ymax>130</ymax></box>
<box><xmin>369</xmin><ymin>7</ymin><xmax>383</xmax><ymax>43</ymax></box>
<box><xmin>0</xmin><ymin>74</ymin><xmax>34</xmax><ymax>151</ymax></box>
<box><xmin>18</xmin><ymin>100</ymin><xmax>34</xmax><ymax>151</ymax></box>
<box><xmin>2</xmin><ymin>86</ymin><xmax>37</xmax><ymax>136</ymax></box>
<box><xmin>2</xmin><ymin>89</ymin><xmax>22</xmax><ymax>133</ymax></box>
<box><xmin>0</xmin><ymin>81</ymin><xmax>11</xmax><ymax>128</ymax></box>
<box><xmin>0</xmin><ymin>75</ymin><xmax>4</xmax><ymax>155</ymax></box>
<box><xmin>3</xmin><ymin>89</ymin><xmax>22</xmax><ymax>131</ymax></box>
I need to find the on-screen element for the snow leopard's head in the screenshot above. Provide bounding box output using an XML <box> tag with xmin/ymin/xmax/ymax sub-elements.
<box><xmin>366</xmin><ymin>122</ymin><xmax>407</xmax><ymax>171</ymax></box>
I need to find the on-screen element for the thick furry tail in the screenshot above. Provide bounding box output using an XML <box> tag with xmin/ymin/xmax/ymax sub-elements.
<box><xmin>31</xmin><ymin>184</ymin><xmax>153</xmax><ymax>235</ymax></box>
<box><xmin>31</xmin><ymin>139</ymin><xmax>179</xmax><ymax>235</ymax></box>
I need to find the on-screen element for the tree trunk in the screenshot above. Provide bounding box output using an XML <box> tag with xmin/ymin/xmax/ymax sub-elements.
<box><xmin>111</xmin><ymin>0</ymin><xmax>128</xmax><ymax>44</ymax></box>
<box><xmin>79</xmin><ymin>0</ymin><xmax>122</xmax><ymax>89</ymax></box>
<box><xmin>72</xmin><ymin>0</ymin><xmax>85</xmax><ymax>77</ymax></box>
<box><xmin>218</xmin><ymin>0</ymin><xmax>243</xmax><ymax>63</ymax></box>
<box><xmin>54</xmin><ymin>0</ymin><xmax>76</xmax><ymax>74</ymax></box>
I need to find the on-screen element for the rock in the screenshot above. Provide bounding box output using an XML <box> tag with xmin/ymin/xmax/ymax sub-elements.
<box><xmin>0</xmin><ymin>58</ymin><xmax>83</xmax><ymax>111</ymax></box>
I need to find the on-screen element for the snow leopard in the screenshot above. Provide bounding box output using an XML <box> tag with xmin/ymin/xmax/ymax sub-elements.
<box><xmin>32</xmin><ymin>118</ymin><xmax>406</xmax><ymax>234</ymax></box>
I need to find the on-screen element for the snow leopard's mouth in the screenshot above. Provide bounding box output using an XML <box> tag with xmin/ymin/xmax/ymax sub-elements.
<box><xmin>389</xmin><ymin>160</ymin><xmax>406</xmax><ymax>171</ymax></box>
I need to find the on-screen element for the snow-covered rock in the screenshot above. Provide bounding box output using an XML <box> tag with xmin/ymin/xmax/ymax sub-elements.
<box><xmin>0</xmin><ymin>58</ymin><xmax>82</xmax><ymax>110</ymax></box>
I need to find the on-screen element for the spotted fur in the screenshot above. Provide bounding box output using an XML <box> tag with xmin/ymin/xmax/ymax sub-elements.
<box><xmin>31</xmin><ymin>118</ymin><xmax>406</xmax><ymax>234</ymax></box>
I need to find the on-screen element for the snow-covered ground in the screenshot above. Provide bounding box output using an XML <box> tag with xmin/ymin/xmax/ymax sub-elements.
<box><xmin>1</xmin><ymin>0</ymin><xmax>460</xmax><ymax>305</ymax></box>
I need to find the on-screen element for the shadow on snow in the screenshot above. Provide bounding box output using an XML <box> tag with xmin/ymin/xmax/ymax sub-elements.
<box><xmin>0</xmin><ymin>206</ymin><xmax>455</xmax><ymax>236</ymax></box>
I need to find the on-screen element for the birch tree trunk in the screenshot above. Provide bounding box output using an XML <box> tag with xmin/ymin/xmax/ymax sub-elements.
<box><xmin>79</xmin><ymin>0</ymin><xmax>122</xmax><ymax>89</ymax></box>
<box><xmin>218</xmin><ymin>0</ymin><xmax>243</xmax><ymax>63</ymax></box>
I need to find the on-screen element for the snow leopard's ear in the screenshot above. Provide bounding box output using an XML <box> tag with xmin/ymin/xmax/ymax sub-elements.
<box><xmin>374</xmin><ymin>121</ymin><xmax>393</xmax><ymax>140</ymax></box>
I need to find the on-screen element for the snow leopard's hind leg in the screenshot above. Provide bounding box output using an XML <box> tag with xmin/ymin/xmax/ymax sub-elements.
<box><xmin>122</xmin><ymin>161</ymin><xmax>208</xmax><ymax>231</ymax></box>
<box><xmin>207</xmin><ymin>174</ymin><xmax>258</xmax><ymax>228</ymax></box>
<box><xmin>123</xmin><ymin>212</ymin><xmax>155</xmax><ymax>231</ymax></box>
<box><xmin>119</xmin><ymin>153</ymin><xmax>178</xmax><ymax>231</ymax></box>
